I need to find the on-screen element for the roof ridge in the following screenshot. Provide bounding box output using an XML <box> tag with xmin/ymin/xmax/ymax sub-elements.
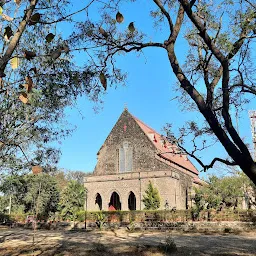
<box><xmin>132</xmin><ymin>115</ymin><xmax>159</xmax><ymax>135</ymax></box>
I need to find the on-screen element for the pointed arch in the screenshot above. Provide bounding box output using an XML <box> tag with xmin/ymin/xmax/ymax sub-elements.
<box><xmin>128</xmin><ymin>191</ymin><xmax>136</xmax><ymax>210</ymax></box>
<box><xmin>95</xmin><ymin>193</ymin><xmax>102</xmax><ymax>210</ymax></box>
<box><xmin>109</xmin><ymin>191</ymin><xmax>121</xmax><ymax>210</ymax></box>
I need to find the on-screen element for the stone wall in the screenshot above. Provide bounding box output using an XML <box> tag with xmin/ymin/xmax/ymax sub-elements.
<box><xmin>85</xmin><ymin>170</ymin><xmax>194</xmax><ymax>211</ymax></box>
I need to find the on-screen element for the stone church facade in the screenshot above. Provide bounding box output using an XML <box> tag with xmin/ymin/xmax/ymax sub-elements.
<box><xmin>84</xmin><ymin>109</ymin><xmax>203</xmax><ymax>211</ymax></box>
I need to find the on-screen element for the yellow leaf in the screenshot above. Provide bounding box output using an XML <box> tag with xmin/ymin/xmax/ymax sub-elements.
<box><xmin>10</xmin><ymin>57</ymin><xmax>19</xmax><ymax>69</ymax></box>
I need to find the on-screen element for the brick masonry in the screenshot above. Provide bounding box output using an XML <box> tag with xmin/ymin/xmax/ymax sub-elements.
<box><xmin>84</xmin><ymin>109</ymin><xmax>201</xmax><ymax>211</ymax></box>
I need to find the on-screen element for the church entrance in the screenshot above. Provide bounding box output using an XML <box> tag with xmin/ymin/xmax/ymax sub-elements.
<box><xmin>109</xmin><ymin>192</ymin><xmax>121</xmax><ymax>210</ymax></box>
<box><xmin>95</xmin><ymin>193</ymin><xmax>102</xmax><ymax>210</ymax></box>
<box><xmin>128</xmin><ymin>191</ymin><xmax>136</xmax><ymax>210</ymax></box>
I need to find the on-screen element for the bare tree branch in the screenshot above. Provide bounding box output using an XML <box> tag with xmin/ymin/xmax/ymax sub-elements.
<box><xmin>153</xmin><ymin>0</ymin><xmax>173</xmax><ymax>34</ymax></box>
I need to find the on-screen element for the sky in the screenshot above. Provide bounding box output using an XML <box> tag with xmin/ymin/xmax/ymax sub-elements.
<box><xmin>56</xmin><ymin>0</ymin><xmax>255</xmax><ymax>179</ymax></box>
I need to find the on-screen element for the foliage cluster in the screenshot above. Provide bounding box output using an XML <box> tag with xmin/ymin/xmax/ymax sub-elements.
<box><xmin>142</xmin><ymin>181</ymin><xmax>161</xmax><ymax>210</ymax></box>
<box><xmin>192</xmin><ymin>172</ymin><xmax>256</xmax><ymax>217</ymax></box>
<box><xmin>0</xmin><ymin>170</ymin><xmax>87</xmax><ymax>221</ymax></box>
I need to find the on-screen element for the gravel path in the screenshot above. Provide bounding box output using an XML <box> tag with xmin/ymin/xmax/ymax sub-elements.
<box><xmin>0</xmin><ymin>227</ymin><xmax>255</xmax><ymax>255</ymax></box>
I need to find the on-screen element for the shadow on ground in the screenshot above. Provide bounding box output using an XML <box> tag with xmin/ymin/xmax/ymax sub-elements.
<box><xmin>0</xmin><ymin>228</ymin><xmax>255</xmax><ymax>256</ymax></box>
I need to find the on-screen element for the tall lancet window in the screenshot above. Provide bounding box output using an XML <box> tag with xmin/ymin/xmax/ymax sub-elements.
<box><xmin>119</xmin><ymin>141</ymin><xmax>133</xmax><ymax>173</ymax></box>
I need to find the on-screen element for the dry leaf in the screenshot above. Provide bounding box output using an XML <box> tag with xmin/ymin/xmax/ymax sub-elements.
<box><xmin>99</xmin><ymin>27</ymin><xmax>108</xmax><ymax>38</ymax></box>
<box><xmin>116</xmin><ymin>12</ymin><xmax>124</xmax><ymax>23</ymax></box>
<box><xmin>0</xmin><ymin>141</ymin><xmax>4</xmax><ymax>149</ymax></box>
<box><xmin>4</xmin><ymin>26</ymin><xmax>13</xmax><ymax>40</ymax></box>
<box><xmin>14</xmin><ymin>0</ymin><xmax>21</xmax><ymax>5</ymax></box>
<box><xmin>19</xmin><ymin>92</ymin><xmax>28</xmax><ymax>104</ymax></box>
<box><xmin>46</xmin><ymin>33</ymin><xmax>55</xmax><ymax>43</ymax></box>
<box><xmin>10</xmin><ymin>57</ymin><xmax>19</xmax><ymax>69</ymax></box>
<box><xmin>128</xmin><ymin>22</ymin><xmax>135</xmax><ymax>33</ymax></box>
<box><xmin>50</xmin><ymin>48</ymin><xmax>62</xmax><ymax>60</ymax></box>
<box><xmin>28</xmin><ymin>13</ymin><xmax>40</xmax><ymax>25</ymax></box>
<box><xmin>0</xmin><ymin>77</ymin><xmax>4</xmax><ymax>89</ymax></box>
<box><xmin>99</xmin><ymin>72</ymin><xmax>107</xmax><ymax>90</ymax></box>
<box><xmin>62</xmin><ymin>44</ymin><xmax>69</xmax><ymax>53</ymax></box>
<box><xmin>24</xmin><ymin>50</ymin><xmax>36</xmax><ymax>60</ymax></box>
<box><xmin>25</xmin><ymin>75</ymin><xmax>33</xmax><ymax>92</ymax></box>
<box><xmin>32</xmin><ymin>165</ymin><xmax>43</xmax><ymax>174</ymax></box>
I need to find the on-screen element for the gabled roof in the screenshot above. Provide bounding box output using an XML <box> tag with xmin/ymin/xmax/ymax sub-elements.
<box><xmin>133</xmin><ymin>114</ymin><xmax>199</xmax><ymax>175</ymax></box>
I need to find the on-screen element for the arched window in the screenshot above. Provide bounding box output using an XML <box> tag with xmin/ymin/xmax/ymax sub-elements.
<box><xmin>95</xmin><ymin>193</ymin><xmax>102</xmax><ymax>210</ymax></box>
<box><xmin>109</xmin><ymin>192</ymin><xmax>121</xmax><ymax>210</ymax></box>
<box><xmin>128</xmin><ymin>191</ymin><xmax>136</xmax><ymax>210</ymax></box>
<box><xmin>119</xmin><ymin>141</ymin><xmax>133</xmax><ymax>173</ymax></box>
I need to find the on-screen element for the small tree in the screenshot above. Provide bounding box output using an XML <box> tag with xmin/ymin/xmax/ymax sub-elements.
<box><xmin>58</xmin><ymin>180</ymin><xmax>85</xmax><ymax>221</ymax></box>
<box><xmin>142</xmin><ymin>181</ymin><xmax>161</xmax><ymax>210</ymax></box>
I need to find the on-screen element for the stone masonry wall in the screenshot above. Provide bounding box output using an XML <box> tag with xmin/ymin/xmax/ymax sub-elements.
<box><xmin>85</xmin><ymin>170</ymin><xmax>192</xmax><ymax>211</ymax></box>
<box><xmin>94</xmin><ymin>109</ymin><xmax>187</xmax><ymax>176</ymax></box>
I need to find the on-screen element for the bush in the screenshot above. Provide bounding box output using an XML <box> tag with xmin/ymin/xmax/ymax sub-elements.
<box><xmin>95</xmin><ymin>211</ymin><xmax>106</xmax><ymax>230</ymax></box>
<box><xmin>0</xmin><ymin>212</ymin><xmax>12</xmax><ymax>224</ymax></box>
<box><xmin>76</xmin><ymin>210</ymin><xmax>85</xmax><ymax>222</ymax></box>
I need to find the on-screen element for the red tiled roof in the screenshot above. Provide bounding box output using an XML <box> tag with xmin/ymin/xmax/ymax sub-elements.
<box><xmin>193</xmin><ymin>177</ymin><xmax>207</xmax><ymax>185</ymax></box>
<box><xmin>133</xmin><ymin>115</ymin><xmax>199</xmax><ymax>175</ymax></box>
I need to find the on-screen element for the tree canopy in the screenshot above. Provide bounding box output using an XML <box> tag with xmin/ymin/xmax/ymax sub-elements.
<box><xmin>193</xmin><ymin>172</ymin><xmax>256</xmax><ymax>212</ymax></box>
<box><xmin>0</xmin><ymin>170</ymin><xmax>87</xmax><ymax>220</ymax></box>
<box><xmin>0</xmin><ymin>1</ymin><xmax>255</xmax><ymax>185</ymax></box>
<box><xmin>0</xmin><ymin>0</ymin><xmax>102</xmax><ymax>173</ymax></box>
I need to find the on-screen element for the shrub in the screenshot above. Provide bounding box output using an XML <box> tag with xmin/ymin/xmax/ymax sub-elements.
<box><xmin>95</xmin><ymin>211</ymin><xmax>106</xmax><ymax>230</ymax></box>
<box><xmin>76</xmin><ymin>210</ymin><xmax>85</xmax><ymax>222</ymax></box>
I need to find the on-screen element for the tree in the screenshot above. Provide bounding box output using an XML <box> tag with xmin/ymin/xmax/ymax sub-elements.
<box><xmin>193</xmin><ymin>172</ymin><xmax>255</xmax><ymax>211</ymax></box>
<box><xmin>0</xmin><ymin>173</ymin><xmax>59</xmax><ymax>218</ymax></box>
<box><xmin>66</xmin><ymin>0</ymin><xmax>256</xmax><ymax>184</ymax></box>
<box><xmin>58</xmin><ymin>180</ymin><xmax>85</xmax><ymax>220</ymax></box>
<box><xmin>0</xmin><ymin>1</ymin><xmax>101</xmax><ymax>173</ymax></box>
<box><xmin>0</xmin><ymin>174</ymin><xmax>26</xmax><ymax>213</ymax></box>
<box><xmin>65</xmin><ymin>170</ymin><xmax>88</xmax><ymax>185</ymax></box>
<box><xmin>23</xmin><ymin>173</ymin><xmax>59</xmax><ymax>218</ymax></box>
<box><xmin>142</xmin><ymin>181</ymin><xmax>161</xmax><ymax>210</ymax></box>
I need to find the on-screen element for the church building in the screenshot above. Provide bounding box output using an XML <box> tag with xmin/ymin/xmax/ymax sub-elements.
<box><xmin>84</xmin><ymin>108</ymin><xmax>203</xmax><ymax>211</ymax></box>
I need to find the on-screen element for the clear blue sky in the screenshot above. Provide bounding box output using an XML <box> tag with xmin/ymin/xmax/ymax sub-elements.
<box><xmin>56</xmin><ymin>1</ymin><xmax>255</xmax><ymax>179</ymax></box>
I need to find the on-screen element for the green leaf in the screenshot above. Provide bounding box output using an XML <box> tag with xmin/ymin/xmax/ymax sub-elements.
<box><xmin>0</xmin><ymin>6</ymin><xmax>3</xmax><ymax>16</ymax></box>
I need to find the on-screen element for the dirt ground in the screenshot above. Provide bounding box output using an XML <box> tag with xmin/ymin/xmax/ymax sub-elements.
<box><xmin>0</xmin><ymin>227</ymin><xmax>256</xmax><ymax>256</ymax></box>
